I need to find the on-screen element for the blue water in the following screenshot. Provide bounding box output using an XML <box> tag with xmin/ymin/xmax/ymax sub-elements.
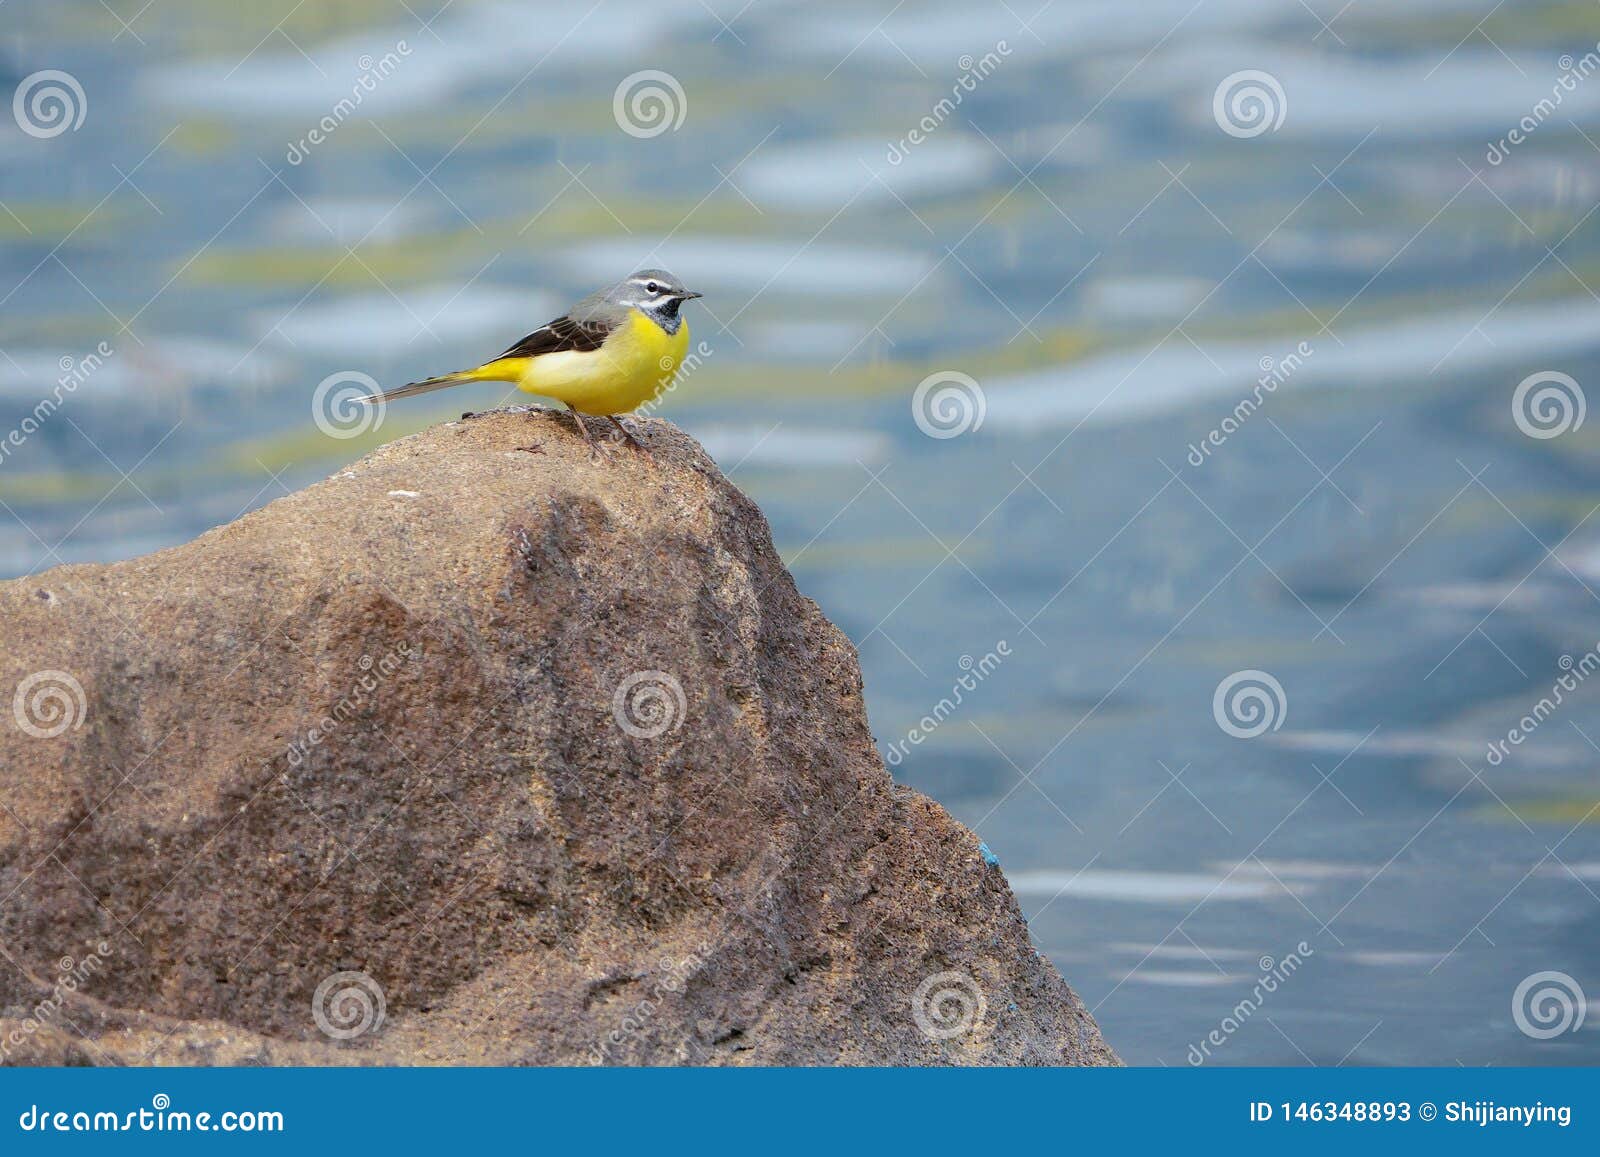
<box><xmin>4</xmin><ymin>0</ymin><xmax>1600</xmax><ymax>1065</ymax></box>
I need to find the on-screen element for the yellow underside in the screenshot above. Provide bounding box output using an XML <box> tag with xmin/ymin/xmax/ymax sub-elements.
<box><xmin>471</xmin><ymin>311</ymin><xmax>690</xmax><ymax>416</ymax></box>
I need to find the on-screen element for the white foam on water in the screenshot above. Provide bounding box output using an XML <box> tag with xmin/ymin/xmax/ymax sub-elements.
<box><xmin>1007</xmin><ymin>869</ymin><xmax>1298</xmax><ymax>903</ymax></box>
<box><xmin>257</xmin><ymin>284</ymin><xmax>556</xmax><ymax>354</ymax></box>
<box><xmin>1398</xmin><ymin>582</ymin><xmax>1555</xmax><ymax>612</ymax></box>
<box><xmin>0</xmin><ymin>352</ymin><xmax>138</xmax><ymax>397</ymax></box>
<box><xmin>266</xmin><ymin>198</ymin><xmax>432</xmax><ymax>246</ymax></box>
<box><xmin>1537</xmin><ymin>863</ymin><xmax>1600</xmax><ymax>881</ymax></box>
<box><xmin>1342</xmin><ymin>951</ymin><xmax>1443</xmax><ymax>967</ymax></box>
<box><xmin>1257</xmin><ymin>229</ymin><xmax>1420</xmax><ymax>276</ymax></box>
<box><xmin>1085</xmin><ymin>277</ymin><xmax>1214</xmax><ymax>325</ymax></box>
<box><xmin>1121</xmin><ymin>968</ymin><xmax>1239</xmax><ymax>987</ymax></box>
<box><xmin>560</xmin><ymin>236</ymin><xmax>936</xmax><ymax>298</ymax></box>
<box><xmin>1266</xmin><ymin>729</ymin><xmax>1587</xmax><ymax>771</ymax></box>
<box><xmin>698</xmin><ymin>423</ymin><xmax>888</xmax><ymax>468</ymax></box>
<box><xmin>1267</xmin><ymin>730</ymin><xmax>1486</xmax><ymax>761</ymax></box>
<box><xmin>984</xmin><ymin>299</ymin><xmax>1600</xmax><ymax>431</ymax></box>
<box><xmin>744</xmin><ymin>319</ymin><xmax>876</xmax><ymax>362</ymax></box>
<box><xmin>1225</xmin><ymin>859</ymin><xmax>1375</xmax><ymax>881</ymax></box>
<box><xmin>741</xmin><ymin>135</ymin><xmax>995</xmax><ymax>212</ymax></box>
<box><xmin>150</xmin><ymin>1</ymin><xmax>695</xmax><ymax>117</ymax></box>
<box><xmin>1557</xmin><ymin>540</ymin><xmax>1600</xmax><ymax>582</ymax></box>
<box><xmin>1149</xmin><ymin>42</ymin><xmax>1600</xmax><ymax>140</ymax></box>
<box><xmin>1109</xmin><ymin>942</ymin><xmax>1260</xmax><ymax>961</ymax></box>
<box><xmin>786</xmin><ymin>0</ymin><xmax>1484</xmax><ymax>68</ymax></box>
<box><xmin>0</xmin><ymin>338</ymin><xmax>289</xmax><ymax>397</ymax></box>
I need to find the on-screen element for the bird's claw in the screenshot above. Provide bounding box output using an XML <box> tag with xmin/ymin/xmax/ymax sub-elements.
<box><xmin>607</xmin><ymin>415</ymin><xmax>647</xmax><ymax>451</ymax></box>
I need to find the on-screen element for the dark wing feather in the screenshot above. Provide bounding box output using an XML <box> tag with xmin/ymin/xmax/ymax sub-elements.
<box><xmin>499</xmin><ymin>315</ymin><xmax>611</xmax><ymax>359</ymax></box>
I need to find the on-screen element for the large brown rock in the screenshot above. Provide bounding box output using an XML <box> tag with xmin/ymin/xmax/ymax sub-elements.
<box><xmin>0</xmin><ymin>411</ymin><xmax>1117</xmax><ymax>1066</ymax></box>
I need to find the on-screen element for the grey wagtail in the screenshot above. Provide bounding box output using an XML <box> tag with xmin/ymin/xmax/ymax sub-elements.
<box><xmin>361</xmin><ymin>269</ymin><xmax>702</xmax><ymax>453</ymax></box>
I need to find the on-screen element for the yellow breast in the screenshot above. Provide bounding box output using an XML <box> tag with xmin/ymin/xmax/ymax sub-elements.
<box><xmin>517</xmin><ymin>310</ymin><xmax>690</xmax><ymax>416</ymax></box>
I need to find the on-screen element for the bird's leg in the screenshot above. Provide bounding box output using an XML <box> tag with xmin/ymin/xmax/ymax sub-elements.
<box><xmin>606</xmin><ymin>415</ymin><xmax>647</xmax><ymax>451</ymax></box>
<box><xmin>566</xmin><ymin>405</ymin><xmax>603</xmax><ymax>461</ymax></box>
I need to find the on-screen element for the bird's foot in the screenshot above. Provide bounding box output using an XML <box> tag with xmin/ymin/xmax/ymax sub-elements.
<box><xmin>565</xmin><ymin>408</ymin><xmax>605</xmax><ymax>462</ymax></box>
<box><xmin>607</xmin><ymin>415</ymin><xmax>647</xmax><ymax>451</ymax></box>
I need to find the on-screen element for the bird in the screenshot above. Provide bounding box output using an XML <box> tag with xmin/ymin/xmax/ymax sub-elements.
<box><xmin>360</xmin><ymin>269</ymin><xmax>702</xmax><ymax>455</ymax></box>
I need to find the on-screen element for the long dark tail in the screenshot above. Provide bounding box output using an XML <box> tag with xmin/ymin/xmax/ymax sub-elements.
<box><xmin>361</xmin><ymin>359</ymin><xmax>523</xmax><ymax>404</ymax></box>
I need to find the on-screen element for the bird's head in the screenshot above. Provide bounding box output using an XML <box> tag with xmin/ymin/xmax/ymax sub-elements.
<box><xmin>610</xmin><ymin>268</ymin><xmax>702</xmax><ymax>331</ymax></box>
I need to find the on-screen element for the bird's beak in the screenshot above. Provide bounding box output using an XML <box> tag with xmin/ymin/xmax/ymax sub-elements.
<box><xmin>678</xmin><ymin>290</ymin><xmax>703</xmax><ymax>300</ymax></box>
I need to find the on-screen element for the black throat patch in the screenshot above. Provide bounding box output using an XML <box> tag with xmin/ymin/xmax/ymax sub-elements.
<box><xmin>643</xmin><ymin>297</ymin><xmax>684</xmax><ymax>335</ymax></box>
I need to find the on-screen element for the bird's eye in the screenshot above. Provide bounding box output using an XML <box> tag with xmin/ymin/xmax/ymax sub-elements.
<box><xmin>646</xmin><ymin>281</ymin><xmax>660</xmax><ymax>294</ymax></box>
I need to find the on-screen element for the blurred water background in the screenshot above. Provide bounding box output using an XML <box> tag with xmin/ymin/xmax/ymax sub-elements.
<box><xmin>5</xmin><ymin>0</ymin><xmax>1600</xmax><ymax>1064</ymax></box>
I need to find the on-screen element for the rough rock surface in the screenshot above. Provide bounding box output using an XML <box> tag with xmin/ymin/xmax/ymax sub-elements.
<box><xmin>0</xmin><ymin>410</ymin><xmax>1117</xmax><ymax>1066</ymax></box>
